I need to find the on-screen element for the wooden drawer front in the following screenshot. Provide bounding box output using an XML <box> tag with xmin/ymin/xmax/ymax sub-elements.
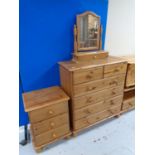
<box><xmin>104</xmin><ymin>62</ymin><xmax>127</xmax><ymax>77</ymax></box>
<box><xmin>32</xmin><ymin>113</ymin><xmax>69</xmax><ymax>136</ymax></box>
<box><xmin>29</xmin><ymin>102</ymin><xmax>68</xmax><ymax>123</ymax></box>
<box><xmin>34</xmin><ymin>124</ymin><xmax>70</xmax><ymax>147</ymax></box>
<box><xmin>74</xmin><ymin>95</ymin><xmax>123</xmax><ymax>120</ymax></box>
<box><xmin>73</xmin><ymin>67</ymin><xmax>104</xmax><ymax>84</ymax></box>
<box><xmin>74</xmin><ymin>106</ymin><xmax>121</xmax><ymax>130</ymax></box>
<box><xmin>73</xmin><ymin>75</ymin><xmax>125</xmax><ymax>97</ymax></box>
<box><xmin>126</xmin><ymin>64</ymin><xmax>135</xmax><ymax>87</ymax></box>
<box><xmin>122</xmin><ymin>97</ymin><xmax>135</xmax><ymax>110</ymax></box>
<box><xmin>73</xmin><ymin>86</ymin><xmax>123</xmax><ymax>109</ymax></box>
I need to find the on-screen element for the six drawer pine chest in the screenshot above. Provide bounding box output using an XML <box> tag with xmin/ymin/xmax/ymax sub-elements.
<box><xmin>59</xmin><ymin>56</ymin><xmax>128</xmax><ymax>135</ymax></box>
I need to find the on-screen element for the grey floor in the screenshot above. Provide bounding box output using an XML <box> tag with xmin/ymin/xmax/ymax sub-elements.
<box><xmin>19</xmin><ymin>110</ymin><xmax>135</xmax><ymax>155</ymax></box>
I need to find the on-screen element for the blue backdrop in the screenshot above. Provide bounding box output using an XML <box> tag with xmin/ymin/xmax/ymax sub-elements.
<box><xmin>19</xmin><ymin>0</ymin><xmax>109</xmax><ymax>126</ymax></box>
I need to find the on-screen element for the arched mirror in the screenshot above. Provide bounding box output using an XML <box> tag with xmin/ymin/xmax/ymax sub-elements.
<box><xmin>73</xmin><ymin>11</ymin><xmax>108</xmax><ymax>61</ymax></box>
<box><xmin>78</xmin><ymin>12</ymin><xmax>100</xmax><ymax>50</ymax></box>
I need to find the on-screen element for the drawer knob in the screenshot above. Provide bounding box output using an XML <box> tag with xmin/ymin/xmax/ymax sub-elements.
<box><xmin>108</xmin><ymin>109</ymin><xmax>114</xmax><ymax>114</ymax></box>
<box><xmin>110</xmin><ymin>101</ymin><xmax>115</xmax><ymax>105</ymax></box>
<box><xmin>114</xmin><ymin>69</ymin><xmax>119</xmax><ymax>72</ymax></box>
<box><xmin>52</xmin><ymin>133</ymin><xmax>56</xmax><ymax>138</ymax></box>
<box><xmin>86</xmin><ymin>97</ymin><xmax>93</xmax><ymax>103</ymax></box>
<box><xmin>85</xmin><ymin>109</ymin><xmax>92</xmax><ymax>114</ymax></box>
<box><xmin>87</xmin><ymin>86</ymin><xmax>96</xmax><ymax>91</ymax></box>
<box><xmin>50</xmin><ymin>122</ymin><xmax>55</xmax><ymax>127</ymax></box>
<box><xmin>129</xmin><ymin>102</ymin><xmax>133</xmax><ymax>106</ymax></box>
<box><xmin>112</xmin><ymin>91</ymin><xmax>116</xmax><ymax>95</ymax></box>
<box><xmin>109</xmin><ymin>81</ymin><xmax>118</xmax><ymax>85</ymax></box>
<box><xmin>93</xmin><ymin>56</ymin><xmax>97</xmax><ymax>59</ymax></box>
<box><xmin>86</xmin><ymin>75</ymin><xmax>92</xmax><ymax>79</ymax></box>
<box><xmin>49</xmin><ymin>110</ymin><xmax>53</xmax><ymax>114</ymax></box>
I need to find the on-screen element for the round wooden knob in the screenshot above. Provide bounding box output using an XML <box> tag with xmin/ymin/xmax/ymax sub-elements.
<box><xmin>108</xmin><ymin>110</ymin><xmax>113</xmax><ymax>114</ymax></box>
<box><xmin>52</xmin><ymin>133</ymin><xmax>56</xmax><ymax>138</ymax></box>
<box><xmin>93</xmin><ymin>56</ymin><xmax>97</xmax><ymax>59</ymax></box>
<box><xmin>110</xmin><ymin>101</ymin><xmax>114</xmax><ymax>105</ymax></box>
<box><xmin>50</xmin><ymin>122</ymin><xmax>55</xmax><ymax>127</ymax></box>
<box><xmin>49</xmin><ymin>110</ymin><xmax>53</xmax><ymax>114</ymax></box>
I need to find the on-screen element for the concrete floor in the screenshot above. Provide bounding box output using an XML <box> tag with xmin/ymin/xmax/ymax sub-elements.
<box><xmin>19</xmin><ymin>110</ymin><xmax>134</xmax><ymax>155</ymax></box>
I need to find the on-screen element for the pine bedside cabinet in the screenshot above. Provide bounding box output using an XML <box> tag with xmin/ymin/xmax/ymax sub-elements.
<box><xmin>22</xmin><ymin>86</ymin><xmax>71</xmax><ymax>152</ymax></box>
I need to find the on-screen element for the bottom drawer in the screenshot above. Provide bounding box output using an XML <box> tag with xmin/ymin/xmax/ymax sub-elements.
<box><xmin>33</xmin><ymin>124</ymin><xmax>70</xmax><ymax>147</ymax></box>
<box><xmin>74</xmin><ymin>106</ymin><xmax>121</xmax><ymax>131</ymax></box>
<box><xmin>122</xmin><ymin>97</ymin><xmax>135</xmax><ymax>110</ymax></box>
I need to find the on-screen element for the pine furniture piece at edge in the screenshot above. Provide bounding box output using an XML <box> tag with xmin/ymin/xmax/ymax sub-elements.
<box><xmin>120</xmin><ymin>55</ymin><xmax>135</xmax><ymax>113</ymax></box>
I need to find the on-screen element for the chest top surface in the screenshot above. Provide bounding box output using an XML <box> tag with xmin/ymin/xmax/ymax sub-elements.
<box><xmin>119</xmin><ymin>55</ymin><xmax>135</xmax><ymax>64</ymax></box>
<box><xmin>22</xmin><ymin>86</ymin><xmax>69</xmax><ymax>112</ymax></box>
<box><xmin>59</xmin><ymin>56</ymin><xmax>127</xmax><ymax>71</ymax></box>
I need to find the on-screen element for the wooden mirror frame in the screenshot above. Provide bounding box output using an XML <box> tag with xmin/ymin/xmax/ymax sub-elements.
<box><xmin>74</xmin><ymin>11</ymin><xmax>103</xmax><ymax>54</ymax></box>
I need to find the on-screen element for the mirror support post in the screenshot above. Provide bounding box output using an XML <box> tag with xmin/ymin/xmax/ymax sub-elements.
<box><xmin>74</xmin><ymin>25</ymin><xmax>78</xmax><ymax>54</ymax></box>
<box><xmin>99</xmin><ymin>25</ymin><xmax>102</xmax><ymax>50</ymax></box>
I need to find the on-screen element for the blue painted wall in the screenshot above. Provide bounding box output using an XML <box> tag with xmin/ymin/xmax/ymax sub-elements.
<box><xmin>19</xmin><ymin>0</ymin><xmax>108</xmax><ymax>126</ymax></box>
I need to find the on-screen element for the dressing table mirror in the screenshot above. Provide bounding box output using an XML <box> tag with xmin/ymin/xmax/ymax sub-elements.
<box><xmin>73</xmin><ymin>11</ymin><xmax>108</xmax><ymax>61</ymax></box>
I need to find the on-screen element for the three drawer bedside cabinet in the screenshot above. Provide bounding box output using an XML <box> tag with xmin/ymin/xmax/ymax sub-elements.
<box><xmin>22</xmin><ymin>86</ymin><xmax>71</xmax><ymax>152</ymax></box>
<box><xmin>59</xmin><ymin>56</ymin><xmax>128</xmax><ymax>136</ymax></box>
<box><xmin>120</xmin><ymin>56</ymin><xmax>135</xmax><ymax>113</ymax></box>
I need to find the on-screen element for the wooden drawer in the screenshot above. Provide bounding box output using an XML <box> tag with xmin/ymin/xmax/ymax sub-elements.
<box><xmin>122</xmin><ymin>97</ymin><xmax>135</xmax><ymax>110</ymax></box>
<box><xmin>74</xmin><ymin>105</ymin><xmax>121</xmax><ymax>130</ymax></box>
<box><xmin>73</xmin><ymin>75</ymin><xmax>125</xmax><ymax>97</ymax></box>
<box><xmin>34</xmin><ymin>124</ymin><xmax>70</xmax><ymax>147</ymax></box>
<box><xmin>73</xmin><ymin>67</ymin><xmax>104</xmax><ymax>84</ymax></box>
<box><xmin>29</xmin><ymin>102</ymin><xmax>68</xmax><ymax>123</ymax></box>
<box><xmin>32</xmin><ymin>113</ymin><xmax>69</xmax><ymax>136</ymax></box>
<box><xmin>74</xmin><ymin>95</ymin><xmax>123</xmax><ymax>120</ymax></box>
<box><xmin>125</xmin><ymin>63</ymin><xmax>135</xmax><ymax>87</ymax></box>
<box><xmin>73</xmin><ymin>86</ymin><xmax>123</xmax><ymax>109</ymax></box>
<box><xmin>104</xmin><ymin>62</ymin><xmax>127</xmax><ymax>77</ymax></box>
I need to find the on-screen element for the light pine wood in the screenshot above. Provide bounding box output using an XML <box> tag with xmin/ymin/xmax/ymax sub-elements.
<box><xmin>59</xmin><ymin>66</ymin><xmax>73</xmax><ymax>97</ymax></box>
<box><xmin>73</xmin><ymin>66</ymin><xmax>104</xmax><ymax>84</ymax></box>
<box><xmin>32</xmin><ymin>113</ymin><xmax>69</xmax><ymax>136</ymax></box>
<box><xmin>59</xmin><ymin>56</ymin><xmax>127</xmax><ymax>135</ymax></box>
<box><xmin>122</xmin><ymin>97</ymin><xmax>135</xmax><ymax>111</ymax></box>
<box><xmin>59</xmin><ymin>56</ymin><xmax>128</xmax><ymax>71</ymax></box>
<box><xmin>99</xmin><ymin>25</ymin><xmax>103</xmax><ymax>50</ymax></box>
<box><xmin>73</xmin><ymin>51</ymin><xmax>109</xmax><ymax>61</ymax></box>
<box><xmin>104</xmin><ymin>62</ymin><xmax>127</xmax><ymax>77</ymax></box>
<box><xmin>73</xmin><ymin>95</ymin><xmax>123</xmax><ymax>120</ymax></box>
<box><xmin>22</xmin><ymin>86</ymin><xmax>71</xmax><ymax>152</ymax></box>
<box><xmin>74</xmin><ymin>25</ymin><xmax>78</xmax><ymax>53</ymax></box>
<box><xmin>73</xmin><ymin>86</ymin><xmax>124</xmax><ymax>109</ymax></box>
<box><xmin>29</xmin><ymin>101</ymin><xmax>68</xmax><ymax>123</ymax></box>
<box><xmin>121</xmin><ymin>56</ymin><xmax>135</xmax><ymax>113</ymax></box>
<box><xmin>22</xmin><ymin>86</ymin><xmax>69</xmax><ymax>112</ymax></box>
<box><xmin>126</xmin><ymin>63</ymin><xmax>135</xmax><ymax>87</ymax></box>
<box><xmin>34</xmin><ymin>124</ymin><xmax>70</xmax><ymax>147</ymax></box>
<box><xmin>73</xmin><ymin>105</ymin><xmax>121</xmax><ymax>131</ymax></box>
<box><xmin>119</xmin><ymin>55</ymin><xmax>135</xmax><ymax>87</ymax></box>
<box><xmin>73</xmin><ymin>74</ymin><xmax>125</xmax><ymax>97</ymax></box>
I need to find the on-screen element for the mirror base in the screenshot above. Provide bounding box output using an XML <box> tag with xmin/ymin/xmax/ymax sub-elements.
<box><xmin>73</xmin><ymin>51</ymin><xmax>109</xmax><ymax>61</ymax></box>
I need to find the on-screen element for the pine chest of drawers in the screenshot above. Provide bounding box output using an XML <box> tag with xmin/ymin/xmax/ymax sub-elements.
<box><xmin>22</xmin><ymin>86</ymin><xmax>71</xmax><ymax>152</ymax></box>
<box><xmin>59</xmin><ymin>56</ymin><xmax>127</xmax><ymax>135</ymax></box>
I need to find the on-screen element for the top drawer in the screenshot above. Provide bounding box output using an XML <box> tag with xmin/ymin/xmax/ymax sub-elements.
<box><xmin>104</xmin><ymin>62</ymin><xmax>127</xmax><ymax>77</ymax></box>
<box><xmin>73</xmin><ymin>67</ymin><xmax>104</xmax><ymax>85</ymax></box>
<box><xmin>125</xmin><ymin>63</ymin><xmax>135</xmax><ymax>87</ymax></box>
<box><xmin>29</xmin><ymin>101</ymin><xmax>68</xmax><ymax>123</ymax></box>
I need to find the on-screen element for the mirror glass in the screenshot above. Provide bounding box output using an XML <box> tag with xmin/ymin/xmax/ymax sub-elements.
<box><xmin>79</xmin><ymin>14</ymin><xmax>99</xmax><ymax>50</ymax></box>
